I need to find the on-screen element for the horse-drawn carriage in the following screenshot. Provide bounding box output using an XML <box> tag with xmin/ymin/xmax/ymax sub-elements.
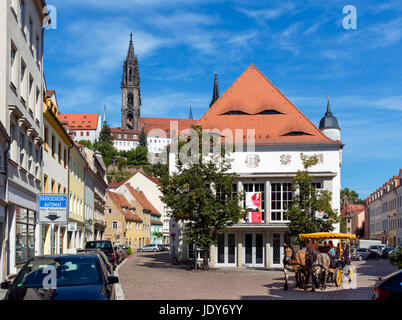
<box><xmin>299</xmin><ymin>232</ymin><xmax>356</xmax><ymax>288</ymax></box>
<box><xmin>283</xmin><ymin>232</ymin><xmax>356</xmax><ymax>291</ymax></box>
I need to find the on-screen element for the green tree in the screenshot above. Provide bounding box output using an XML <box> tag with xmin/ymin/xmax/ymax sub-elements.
<box><xmin>159</xmin><ymin>125</ymin><xmax>246</xmax><ymax>270</ymax></box>
<box><xmin>139</xmin><ymin>126</ymin><xmax>148</xmax><ymax>148</ymax></box>
<box><xmin>127</xmin><ymin>146</ymin><xmax>148</xmax><ymax>165</ymax></box>
<box><xmin>389</xmin><ymin>247</ymin><xmax>402</xmax><ymax>269</ymax></box>
<box><xmin>78</xmin><ymin>140</ymin><xmax>93</xmax><ymax>150</ymax></box>
<box><xmin>340</xmin><ymin>188</ymin><xmax>364</xmax><ymax>208</ymax></box>
<box><xmin>118</xmin><ymin>157</ymin><xmax>128</xmax><ymax>171</ymax></box>
<box><xmin>98</xmin><ymin>123</ymin><xmax>114</xmax><ymax>145</ymax></box>
<box><xmin>92</xmin><ymin>123</ymin><xmax>117</xmax><ymax>168</ymax></box>
<box><xmin>285</xmin><ymin>154</ymin><xmax>340</xmax><ymax>244</ymax></box>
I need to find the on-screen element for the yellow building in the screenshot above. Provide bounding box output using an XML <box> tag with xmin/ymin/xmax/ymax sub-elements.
<box><xmin>67</xmin><ymin>143</ymin><xmax>87</xmax><ymax>250</ymax></box>
<box><xmin>119</xmin><ymin>184</ymin><xmax>152</xmax><ymax>248</ymax></box>
<box><xmin>104</xmin><ymin>191</ymin><xmax>142</xmax><ymax>247</ymax></box>
<box><xmin>42</xmin><ymin>90</ymin><xmax>74</xmax><ymax>254</ymax></box>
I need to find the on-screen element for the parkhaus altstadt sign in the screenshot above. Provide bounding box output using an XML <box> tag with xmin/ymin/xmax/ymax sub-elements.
<box><xmin>37</xmin><ymin>194</ymin><xmax>68</xmax><ymax>225</ymax></box>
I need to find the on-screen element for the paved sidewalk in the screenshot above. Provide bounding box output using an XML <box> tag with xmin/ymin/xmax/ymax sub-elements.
<box><xmin>119</xmin><ymin>252</ymin><xmax>398</xmax><ymax>300</ymax></box>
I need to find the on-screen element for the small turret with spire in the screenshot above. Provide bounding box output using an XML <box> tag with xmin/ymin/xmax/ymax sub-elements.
<box><xmin>319</xmin><ymin>96</ymin><xmax>340</xmax><ymax>141</ymax></box>
<box><xmin>209</xmin><ymin>73</ymin><xmax>219</xmax><ymax>108</ymax></box>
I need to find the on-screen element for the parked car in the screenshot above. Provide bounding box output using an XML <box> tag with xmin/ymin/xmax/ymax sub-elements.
<box><xmin>368</xmin><ymin>244</ymin><xmax>387</xmax><ymax>255</ymax></box>
<box><xmin>78</xmin><ymin>249</ymin><xmax>113</xmax><ymax>275</ymax></box>
<box><xmin>0</xmin><ymin>253</ymin><xmax>119</xmax><ymax>300</ymax></box>
<box><xmin>373</xmin><ymin>269</ymin><xmax>402</xmax><ymax>301</ymax></box>
<box><xmin>85</xmin><ymin>240</ymin><xmax>117</xmax><ymax>270</ymax></box>
<box><xmin>137</xmin><ymin>244</ymin><xmax>161</xmax><ymax>252</ymax></box>
<box><xmin>160</xmin><ymin>244</ymin><xmax>170</xmax><ymax>251</ymax></box>
<box><xmin>353</xmin><ymin>248</ymin><xmax>372</xmax><ymax>261</ymax></box>
<box><xmin>114</xmin><ymin>246</ymin><xmax>126</xmax><ymax>264</ymax></box>
<box><xmin>381</xmin><ymin>247</ymin><xmax>395</xmax><ymax>259</ymax></box>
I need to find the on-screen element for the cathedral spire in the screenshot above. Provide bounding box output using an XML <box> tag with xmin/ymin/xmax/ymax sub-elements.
<box><xmin>103</xmin><ymin>104</ymin><xmax>107</xmax><ymax>126</ymax></box>
<box><xmin>121</xmin><ymin>32</ymin><xmax>141</xmax><ymax>130</ymax></box>
<box><xmin>189</xmin><ymin>105</ymin><xmax>193</xmax><ymax>120</ymax></box>
<box><xmin>209</xmin><ymin>73</ymin><xmax>219</xmax><ymax>108</ymax></box>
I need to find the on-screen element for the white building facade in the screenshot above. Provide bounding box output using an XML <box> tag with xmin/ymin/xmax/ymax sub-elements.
<box><xmin>0</xmin><ymin>0</ymin><xmax>46</xmax><ymax>278</ymax></box>
<box><xmin>168</xmin><ymin>65</ymin><xmax>343</xmax><ymax>269</ymax></box>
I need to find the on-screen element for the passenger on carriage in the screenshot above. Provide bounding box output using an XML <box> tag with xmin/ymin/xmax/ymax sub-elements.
<box><xmin>327</xmin><ymin>241</ymin><xmax>337</xmax><ymax>267</ymax></box>
<box><xmin>307</xmin><ymin>239</ymin><xmax>318</xmax><ymax>253</ymax></box>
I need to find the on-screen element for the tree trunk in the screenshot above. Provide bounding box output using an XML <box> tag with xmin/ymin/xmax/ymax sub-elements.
<box><xmin>202</xmin><ymin>249</ymin><xmax>209</xmax><ymax>271</ymax></box>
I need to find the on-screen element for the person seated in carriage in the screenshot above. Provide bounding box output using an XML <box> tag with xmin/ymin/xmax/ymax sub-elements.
<box><xmin>327</xmin><ymin>241</ymin><xmax>337</xmax><ymax>267</ymax></box>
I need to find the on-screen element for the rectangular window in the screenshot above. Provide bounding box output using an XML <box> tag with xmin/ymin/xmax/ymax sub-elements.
<box><xmin>44</xmin><ymin>175</ymin><xmax>48</xmax><ymax>193</ymax></box>
<box><xmin>64</xmin><ymin>148</ymin><xmax>67</xmax><ymax>168</ymax></box>
<box><xmin>58</xmin><ymin>142</ymin><xmax>62</xmax><ymax>164</ymax></box>
<box><xmin>271</xmin><ymin>183</ymin><xmax>292</xmax><ymax>221</ymax></box>
<box><xmin>28</xmin><ymin>17</ymin><xmax>33</xmax><ymax>48</ymax></box>
<box><xmin>44</xmin><ymin>126</ymin><xmax>49</xmax><ymax>151</ymax></box>
<box><xmin>51</xmin><ymin>179</ymin><xmax>56</xmax><ymax>193</ymax></box>
<box><xmin>19</xmin><ymin>0</ymin><xmax>25</xmax><ymax>31</ymax></box>
<box><xmin>36</xmin><ymin>35</ymin><xmax>40</xmax><ymax>62</ymax></box>
<box><xmin>10</xmin><ymin>43</ymin><xmax>17</xmax><ymax>89</ymax></box>
<box><xmin>10</xmin><ymin>124</ymin><xmax>16</xmax><ymax>161</ymax></box>
<box><xmin>16</xmin><ymin>207</ymin><xmax>36</xmax><ymax>265</ymax></box>
<box><xmin>244</xmin><ymin>183</ymin><xmax>265</xmax><ymax>222</ymax></box>
<box><xmin>20</xmin><ymin>59</ymin><xmax>26</xmax><ymax>102</ymax></box>
<box><xmin>28</xmin><ymin>75</ymin><xmax>33</xmax><ymax>112</ymax></box>
<box><xmin>19</xmin><ymin>132</ymin><xmax>25</xmax><ymax>167</ymax></box>
<box><xmin>51</xmin><ymin>134</ymin><xmax>56</xmax><ymax>158</ymax></box>
<box><xmin>27</xmin><ymin>140</ymin><xmax>32</xmax><ymax>173</ymax></box>
<box><xmin>112</xmin><ymin>222</ymin><xmax>118</xmax><ymax>230</ymax></box>
<box><xmin>86</xmin><ymin>132</ymin><xmax>89</xmax><ymax>136</ymax></box>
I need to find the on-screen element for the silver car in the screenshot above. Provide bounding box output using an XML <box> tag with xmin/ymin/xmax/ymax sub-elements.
<box><xmin>137</xmin><ymin>244</ymin><xmax>161</xmax><ymax>252</ymax></box>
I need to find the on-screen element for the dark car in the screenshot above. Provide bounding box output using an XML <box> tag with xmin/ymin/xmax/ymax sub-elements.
<box><xmin>381</xmin><ymin>247</ymin><xmax>395</xmax><ymax>259</ymax></box>
<box><xmin>373</xmin><ymin>269</ymin><xmax>402</xmax><ymax>301</ymax></box>
<box><xmin>1</xmin><ymin>253</ymin><xmax>119</xmax><ymax>300</ymax></box>
<box><xmin>85</xmin><ymin>240</ymin><xmax>117</xmax><ymax>270</ymax></box>
<box><xmin>77</xmin><ymin>249</ymin><xmax>113</xmax><ymax>275</ymax></box>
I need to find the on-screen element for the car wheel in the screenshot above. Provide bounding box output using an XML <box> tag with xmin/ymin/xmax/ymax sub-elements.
<box><xmin>358</xmin><ymin>255</ymin><xmax>363</xmax><ymax>261</ymax></box>
<box><xmin>153</xmin><ymin>249</ymin><xmax>157</xmax><ymax>252</ymax></box>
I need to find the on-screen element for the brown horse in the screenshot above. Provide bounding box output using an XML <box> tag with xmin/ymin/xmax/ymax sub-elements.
<box><xmin>283</xmin><ymin>244</ymin><xmax>307</xmax><ymax>290</ymax></box>
<box><xmin>305</xmin><ymin>250</ymin><xmax>331</xmax><ymax>291</ymax></box>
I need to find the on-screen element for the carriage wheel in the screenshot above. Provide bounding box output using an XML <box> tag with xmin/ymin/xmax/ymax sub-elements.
<box><xmin>335</xmin><ymin>268</ymin><xmax>342</xmax><ymax>287</ymax></box>
<box><xmin>348</xmin><ymin>266</ymin><xmax>354</xmax><ymax>282</ymax></box>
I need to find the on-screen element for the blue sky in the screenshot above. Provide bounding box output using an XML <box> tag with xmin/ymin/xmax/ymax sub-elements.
<box><xmin>44</xmin><ymin>0</ymin><xmax>402</xmax><ymax>199</ymax></box>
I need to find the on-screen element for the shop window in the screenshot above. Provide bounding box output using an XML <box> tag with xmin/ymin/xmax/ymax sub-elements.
<box><xmin>16</xmin><ymin>206</ymin><xmax>36</xmax><ymax>265</ymax></box>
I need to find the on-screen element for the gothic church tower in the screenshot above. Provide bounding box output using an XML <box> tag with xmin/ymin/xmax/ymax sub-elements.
<box><xmin>121</xmin><ymin>33</ymin><xmax>141</xmax><ymax>130</ymax></box>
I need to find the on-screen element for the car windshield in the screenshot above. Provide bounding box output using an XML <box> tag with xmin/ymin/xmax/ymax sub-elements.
<box><xmin>85</xmin><ymin>241</ymin><xmax>112</xmax><ymax>249</ymax></box>
<box><xmin>16</xmin><ymin>256</ymin><xmax>102</xmax><ymax>288</ymax></box>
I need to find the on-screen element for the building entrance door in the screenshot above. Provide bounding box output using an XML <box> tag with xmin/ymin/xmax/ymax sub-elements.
<box><xmin>271</xmin><ymin>233</ymin><xmax>282</xmax><ymax>267</ymax></box>
<box><xmin>244</xmin><ymin>233</ymin><xmax>264</xmax><ymax>267</ymax></box>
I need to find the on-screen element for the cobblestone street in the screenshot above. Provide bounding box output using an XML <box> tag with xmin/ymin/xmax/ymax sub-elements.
<box><xmin>119</xmin><ymin>252</ymin><xmax>398</xmax><ymax>300</ymax></box>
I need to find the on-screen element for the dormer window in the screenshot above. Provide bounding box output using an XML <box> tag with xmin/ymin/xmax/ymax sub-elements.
<box><xmin>256</xmin><ymin>110</ymin><xmax>283</xmax><ymax>115</ymax></box>
<box><xmin>282</xmin><ymin>131</ymin><xmax>312</xmax><ymax>136</ymax></box>
<box><xmin>220</xmin><ymin>110</ymin><xmax>250</xmax><ymax>115</ymax></box>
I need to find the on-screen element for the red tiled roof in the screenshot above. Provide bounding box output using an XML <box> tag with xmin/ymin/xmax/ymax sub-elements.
<box><xmin>140</xmin><ymin>118</ymin><xmax>197</xmax><ymax>136</ymax></box>
<box><xmin>125</xmin><ymin>184</ymin><xmax>161</xmax><ymax>217</ymax></box>
<box><xmin>107</xmin><ymin>190</ymin><xmax>143</xmax><ymax>222</ymax></box>
<box><xmin>108</xmin><ymin>178</ymin><xmax>129</xmax><ymax>189</ymax></box>
<box><xmin>198</xmin><ymin>64</ymin><xmax>342</xmax><ymax>146</ymax></box>
<box><xmin>151</xmin><ymin>220</ymin><xmax>163</xmax><ymax>225</ymax></box>
<box><xmin>57</xmin><ymin>113</ymin><xmax>100</xmax><ymax>130</ymax></box>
